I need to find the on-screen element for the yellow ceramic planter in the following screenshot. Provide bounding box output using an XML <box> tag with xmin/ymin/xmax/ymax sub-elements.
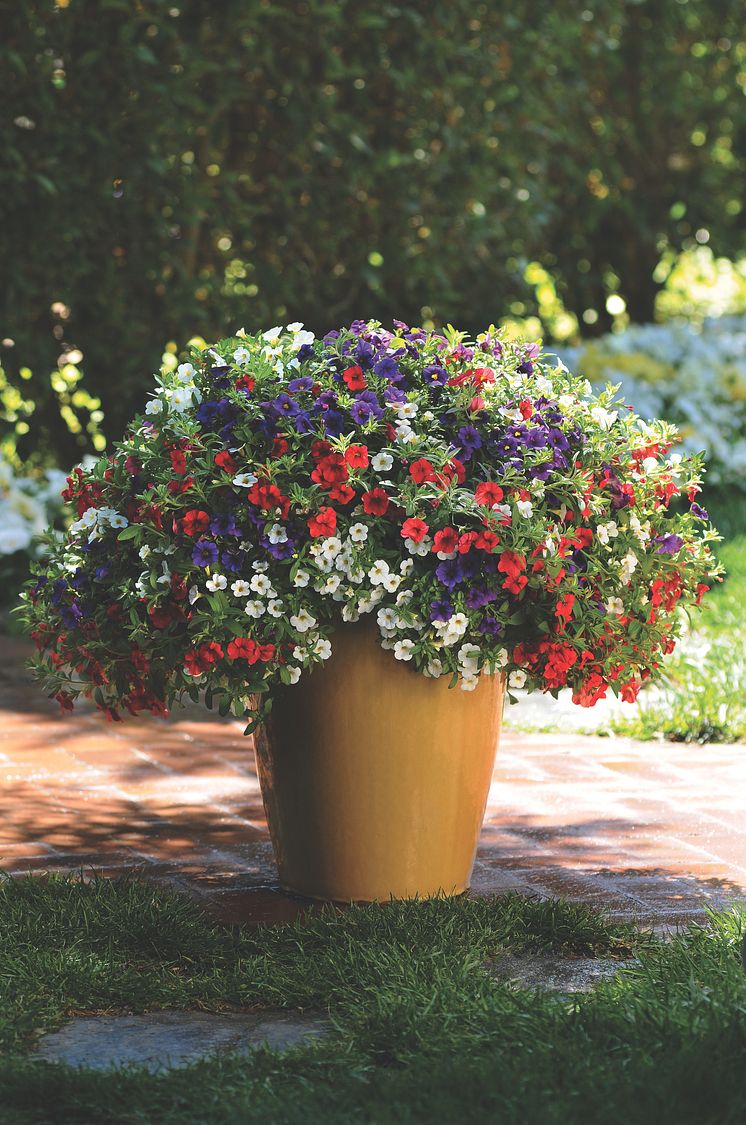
<box><xmin>253</xmin><ymin>620</ymin><xmax>505</xmax><ymax>902</ymax></box>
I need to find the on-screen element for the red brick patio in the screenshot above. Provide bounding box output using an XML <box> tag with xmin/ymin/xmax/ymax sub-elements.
<box><xmin>2</xmin><ymin>635</ymin><xmax>745</xmax><ymax>929</ymax></box>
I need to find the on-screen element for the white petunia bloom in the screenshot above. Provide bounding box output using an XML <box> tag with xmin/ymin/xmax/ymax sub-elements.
<box><xmin>145</xmin><ymin>398</ymin><xmax>163</xmax><ymax>415</ymax></box>
<box><xmin>516</xmin><ymin>500</ymin><xmax>533</xmax><ymax>519</ymax></box>
<box><xmin>267</xmin><ymin>598</ymin><xmax>285</xmax><ymax>617</ymax></box>
<box><xmin>233</xmin><ymin>472</ymin><xmax>258</xmax><ymax>488</ymax></box>
<box><xmin>377</xmin><ymin>607</ymin><xmax>398</xmax><ymax>630</ymax></box>
<box><xmin>138</xmin><ymin>544</ymin><xmax>152</xmax><ymax>561</ymax></box>
<box><xmin>244</xmin><ymin>600</ymin><xmax>266</xmax><ymax>618</ymax></box>
<box><xmin>267</xmin><ymin>523</ymin><xmax>288</xmax><ymax>544</ymax></box>
<box><xmin>321</xmin><ymin>574</ymin><xmax>342</xmax><ymax>594</ymax></box>
<box><xmin>606</xmin><ymin>596</ymin><xmax>625</xmax><ymax>616</ymax></box>
<box><xmin>168</xmin><ymin>386</ymin><xmax>196</xmax><ymax>413</ymax></box>
<box><xmin>108</xmin><ymin>513</ymin><xmax>129</xmax><ymax>529</ymax></box>
<box><xmin>233</xmin><ymin>347</ymin><xmax>251</xmax><ymax>366</ymax></box>
<box><xmin>252</xmin><ymin>560</ymin><xmax>269</xmax><ymax>572</ymax></box>
<box><xmin>206</xmin><ymin>573</ymin><xmax>227</xmax><ymax>592</ymax></box>
<box><xmin>313</xmin><ymin>638</ymin><xmax>332</xmax><ymax>660</ymax></box>
<box><xmin>293</xmin><ymin>568</ymin><xmax>310</xmax><ymax>587</ymax></box>
<box><xmin>319</xmin><ymin>536</ymin><xmax>342</xmax><ymax>559</ymax></box>
<box><xmin>508</xmin><ymin>670</ymin><xmax>527</xmax><ymax>689</ymax></box>
<box><xmin>286</xmin><ymin>666</ymin><xmax>302</xmax><ymax>684</ymax></box>
<box><xmin>231</xmin><ymin>579</ymin><xmax>251</xmax><ymax>597</ymax></box>
<box><xmin>175</xmin><ymin>362</ymin><xmax>196</xmax><ymax>383</ymax></box>
<box><xmin>263</xmin><ymin>325</ymin><xmax>283</xmax><ymax>343</ymax></box>
<box><xmin>394</xmin><ymin>639</ymin><xmax>415</xmax><ymax>661</ymax></box>
<box><xmin>348</xmin><ymin>522</ymin><xmax>369</xmax><ymax>544</ymax></box>
<box><xmin>619</xmin><ymin>551</ymin><xmax>639</xmax><ymax>583</ymax></box>
<box><xmin>393</xmin><ymin>401</ymin><xmax>418</xmax><ymax>420</ymax></box>
<box><xmin>250</xmin><ymin>573</ymin><xmax>273</xmax><ymax>595</ymax></box>
<box><xmin>382</xmin><ymin>573</ymin><xmax>402</xmax><ymax>592</ymax></box>
<box><xmin>400</xmin><ymin>558</ymin><xmax>414</xmax><ymax>575</ymax></box>
<box><xmin>426</xmin><ymin>658</ymin><xmax>444</xmax><ymax>678</ymax></box>
<box><xmin>188</xmin><ymin>585</ymin><xmax>200</xmax><ymax>605</ymax></box>
<box><xmin>590</xmin><ymin>405</ymin><xmax>618</xmax><ymax>430</ymax></box>
<box><xmin>371</xmin><ymin>452</ymin><xmax>394</xmax><ymax>473</ymax></box>
<box><xmin>460</xmin><ymin>673</ymin><xmax>479</xmax><ymax>692</ymax></box>
<box><xmin>368</xmin><ymin>560</ymin><xmax>390</xmax><ymax>585</ymax></box>
<box><xmin>596</xmin><ymin>521</ymin><xmax>619</xmax><ymax>546</ymax></box>
<box><xmin>290</xmin><ymin>609</ymin><xmax>317</xmax><ymax>633</ymax></box>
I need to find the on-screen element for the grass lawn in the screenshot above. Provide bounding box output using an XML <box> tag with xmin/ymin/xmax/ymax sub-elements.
<box><xmin>1</xmin><ymin>876</ymin><xmax>745</xmax><ymax>1124</ymax></box>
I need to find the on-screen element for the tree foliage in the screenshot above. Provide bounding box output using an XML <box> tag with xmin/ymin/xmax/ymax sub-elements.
<box><xmin>2</xmin><ymin>0</ymin><xmax>745</xmax><ymax>461</ymax></box>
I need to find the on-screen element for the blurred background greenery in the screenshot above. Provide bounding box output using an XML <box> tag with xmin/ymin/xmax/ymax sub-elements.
<box><xmin>2</xmin><ymin>0</ymin><xmax>746</xmax><ymax>465</ymax></box>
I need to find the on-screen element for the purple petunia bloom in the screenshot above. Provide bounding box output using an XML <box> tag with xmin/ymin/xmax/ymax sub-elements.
<box><xmin>220</xmin><ymin>550</ymin><xmax>243</xmax><ymax>573</ymax></box>
<box><xmin>210</xmin><ymin>513</ymin><xmax>240</xmax><ymax>537</ymax></box>
<box><xmin>51</xmin><ymin>578</ymin><xmax>68</xmax><ymax>606</ymax></box>
<box><xmin>477</xmin><ymin>615</ymin><xmax>503</xmax><ymax>637</ymax></box>
<box><xmin>691</xmin><ymin>503</ymin><xmax>709</xmax><ymax>520</ymax></box>
<box><xmin>655</xmin><ymin>534</ymin><xmax>684</xmax><ymax>555</ymax></box>
<box><xmin>288</xmin><ymin>376</ymin><xmax>314</xmax><ymax>393</ymax></box>
<box><xmin>430</xmin><ymin>598</ymin><xmax>453</xmax><ymax>622</ymax></box>
<box><xmin>193</xmin><ymin>539</ymin><xmax>219</xmax><ymax>567</ymax></box>
<box><xmin>373</xmin><ymin>356</ymin><xmax>402</xmax><ymax>382</ymax></box>
<box><xmin>355</xmin><ymin>339</ymin><xmax>375</xmax><ymax>368</ymax></box>
<box><xmin>423</xmin><ymin>364</ymin><xmax>448</xmax><ymax>387</ymax></box>
<box><xmin>297</xmin><ymin>343</ymin><xmax>315</xmax><ymax>361</ymax></box>
<box><xmin>349</xmin><ymin>391</ymin><xmax>384</xmax><ymax>424</ymax></box>
<box><xmin>322</xmin><ymin>410</ymin><xmax>346</xmax><ymax>437</ymax></box>
<box><xmin>435</xmin><ymin>558</ymin><xmax>461</xmax><ymax>590</ymax></box>
<box><xmin>272</xmin><ymin>393</ymin><xmax>300</xmax><ymax>418</ymax></box>
<box><xmin>457</xmin><ymin>424</ymin><xmax>482</xmax><ymax>458</ymax></box>
<box><xmin>60</xmin><ymin>601</ymin><xmax>84</xmax><ymax>628</ymax></box>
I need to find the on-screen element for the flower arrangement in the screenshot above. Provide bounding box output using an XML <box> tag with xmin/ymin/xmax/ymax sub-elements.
<box><xmin>22</xmin><ymin>320</ymin><xmax>720</xmax><ymax>729</ymax></box>
<box><xmin>561</xmin><ymin>314</ymin><xmax>746</xmax><ymax>488</ymax></box>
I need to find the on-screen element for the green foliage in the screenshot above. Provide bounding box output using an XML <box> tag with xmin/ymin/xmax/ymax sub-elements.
<box><xmin>3</xmin><ymin>1</ymin><xmax>746</xmax><ymax>460</ymax></box>
<box><xmin>3</xmin><ymin>876</ymin><xmax>746</xmax><ymax>1124</ymax></box>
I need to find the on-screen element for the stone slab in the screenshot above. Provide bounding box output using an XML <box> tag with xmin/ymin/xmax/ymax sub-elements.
<box><xmin>33</xmin><ymin>1010</ymin><xmax>329</xmax><ymax>1072</ymax></box>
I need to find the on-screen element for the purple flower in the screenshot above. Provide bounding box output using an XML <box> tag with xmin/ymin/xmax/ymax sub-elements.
<box><xmin>349</xmin><ymin>391</ymin><xmax>384</xmax><ymax>424</ymax></box>
<box><xmin>457</xmin><ymin>424</ymin><xmax>482</xmax><ymax>458</ymax></box>
<box><xmin>373</xmin><ymin>356</ymin><xmax>402</xmax><ymax>382</ymax></box>
<box><xmin>477</xmin><ymin>615</ymin><xmax>503</xmax><ymax>637</ymax></box>
<box><xmin>355</xmin><ymin>339</ymin><xmax>375</xmax><ymax>368</ymax></box>
<box><xmin>430</xmin><ymin>598</ymin><xmax>453</xmax><ymax>622</ymax></box>
<box><xmin>655</xmin><ymin>534</ymin><xmax>684</xmax><ymax>555</ymax></box>
<box><xmin>60</xmin><ymin>601</ymin><xmax>84</xmax><ymax>628</ymax></box>
<box><xmin>691</xmin><ymin>503</ymin><xmax>709</xmax><ymax>520</ymax></box>
<box><xmin>272</xmin><ymin>393</ymin><xmax>299</xmax><ymax>418</ymax></box>
<box><xmin>383</xmin><ymin>386</ymin><xmax>408</xmax><ymax>405</ymax></box>
<box><xmin>297</xmin><ymin>343</ymin><xmax>315</xmax><ymax>361</ymax></box>
<box><xmin>322</xmin><ymin>410</ymin><xmax>346</xmax><ymax>437</ymax></box>
<box><xmin>220</xmin><ymin>550</ymin><xmax>243</xmax><ymax>573</ymax></box>
<box><xmin>51</xmin><ymin>578</ymin><xmax>68</xmax><ymax>606</ymax></box>
<box><xmin>210</xmin><ymin>513</ymin><xmax>240</xmax><ymax>536</ymax></box>
<box><xmin>288</xmin><ymin>376</ymin><xmax>314</xmax><ymax>393</ymax></box>
<box><xmin>435</xmin><ymin>558</ymin><xmax>461</xmax><ymax>590</ymax></box>
<box><xmin>423</xmin><ymin>364</ymin><xmax>448</xmax><ymax>387</ymax></box>
<box><xmin>193</xmin><ymin>539</ymin><xmax>219</xmax><ymax>567</ymax></box>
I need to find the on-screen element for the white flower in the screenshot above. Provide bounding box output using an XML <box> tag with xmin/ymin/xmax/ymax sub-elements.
<box><xmin>516</xmin><ymin>500</ymin><xmax>533</xmax><ymax>519</ymax></box>
<box><xmin>619</xmin><ymin>550</ymin><xmax>639</xmax><ymax>583</ymax></box>
<box><xmin>233</xmin><ymin>472</ymin><xmax>258</xmax><ymax>488</ymax></box>
<box><xmin>629</xmin><ymin>514</ymin><xmax>651</xmax><ymax>543</ymax></box>
<box><xmin>492</xmin><ymin>648</ymin><xmax>509</xmax><ymax>670</ymax></box>
<box><xmin>590</xmin><ymin>405</ymin><xmax>618</xmax><ymax>430</ymax></box>
<box><xmin>342</xmin><ymin>603</ymin><xmax>360</xmax><ymax>622</ymax></box>
<box><xmin>168</xmin><ymin>386</ymin><xmax>195</xmax><ymax>413</ymax></box>
<box><xmin>321</xmin><ymin>574</ymin><xmax>342</xmax><ymax>594</ymax></box>
<box><xmin>267</xmin><ymin>523</ymin><xmax>288</xmax><ymax>544</ymax></box>
<box><xmin>449</xmin><ymin>612</ymin><xmax>469</xmax><ymax>636</ymax></box>
<box><xmin>188</xmin><ymin>584</ymin><xmax>200</xmax><ymax>605</ymax></box>
<box><xmin>394</xmin><ymin>639</ymin><xmax>415</xmax><ymax>661</ymax></box>
<box><xmin>508</xmin><ymin>670</ymin><xmax>527</xmax><ymax>689</ymax></box>
<box><xmin>108</xmin><ymin>513</ymin><xmax>129</xmax><ymax>529</ymax></box>
<box><xmin>286</xmin><ymin>321</ymin><xmax>304</xmax><ymax>333</ymax></box>
<box><xmin>377</xmin><ymin>607</ymin><xmax>398</xmax><ymax>629</ymax></box>
<box><xmin>206</xmin><ymin>573</ymin><xmax>227</xmax><ymax>592</ymax></box>
<box><xmin>138</xmin><ymin>544</ymin><xmax>152</xmax><ymax>561</ymax></box>
<box><xmin>267</xmin><ymin>598</ymin><xmax>285</xmax><ymax>617</ymax></box>
<box><xmin>250</xmin><ymin>573</ymin><xmax>273</xmax><ymax>595</ymax></box>
<box><xmin>382</xmin><ymin>573</ymin><xmax>402</xmax><ymax>592</ymax></box>
<box><xmin>407</xmin><ymin>538</ymin><xmax>432</xmax><ymax>557</ymax></box>
<box><xmin>393</xmin><ymin>401</ymin><xmax>418</xmax><ymax>420</ymax></box>
<box><xmin>290</xmin><ymin>609</ymin><xmax>317</xmax><ymax>633</ymax></box>
<box><xmin>313</xmin><ymin>638</ymin><xmax>332</xmax><ymax>660</ymax></box>
<box><xmin>458</xmin><ymin>643</ymin><xmax>481</xmax><ymax>674</ymax></box>
<box><xmin>460</xmin><ymin>674</ymin><xmax>479</xmax><ymax>692</ymax></box>
<box><xmin>319</xmin><ymin>535</ymin><xmax>342</xmax><ymax>559</ymax></box>
<box><xmin>263</xmin><ymin>325</ymin><xmax>283</xmax><ymax>343</ymax></box>
<box><xmin>368</xmin><ymin>560</ymin><xmax>390</xmax><ymax>585</ymax></box>
<box><xmin>233</xmin><ymin>347</ymin><xmax>251</xmax><ymax>366</ymax></box>
<box><xmin>290</xmin><ymin>329</ymin><xmax>315</xmax><ymax>351</ymax></box>
<box><xmin>426</xmin><ymin>658</ymin><xmax>444</xmax><ymax>678</ymax></box>
<box><xmin>371</xmin><ymin>452</ymin><xmax>394</xmax><ymax>472</ymax></box>
<box><xmin>231</xmin><ymin>579</ymin><xmax>251</xmax><ymax>597</ymax></box>
<box><xmin>244</xmin><ymin>600</ymin><xmax>265</xmax><ymax>618</ymax></box>
<box><xmin>293</xmin><ymin>568</ymin><xmax>310</xmax><ymax>587</ymax></box>
<box><xmin>348</xmin><ymin>522</ymin><xmax>369</xmax><ymax>544</ymax></box>
<box><xmin>293</xmin><ymin>645</ymin><xmax>307</xmax><ymax>661</ymax></box>
<box><xmin>252</xmin><ymin>560</ymin><xmax>269</xmax><ymax>572</ymax></box>
<box><xmin>145</xmin><ymin>398</ymin><xmax>163</xmax><ymax>416</ymax></box>
<box><xmin>286</xmin><ymin>666</ymin><xmax>302</xmax><ymax>684</ymax></box>
<box><xmin>597</xmin><ymin>521</ymin><xmax>619</xmax><ymax>546</ymax></box>
<box><xmin>400</xmin><ymin>558</ymin><xmax>414</xmax><ymax>575</ymax></box>
<box><xmin>175</xmin><ymin>362</ymin><xmax>196</xmax><ymax>382</ymax></box>
<box><xmin>606</xmin><ymin>596</ymin><xmax>625</xmax><ymax>616</ymax></box>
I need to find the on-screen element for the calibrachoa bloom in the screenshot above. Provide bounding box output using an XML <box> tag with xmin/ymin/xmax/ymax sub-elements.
<box><xmin>23</xmin><ymin>320</ymin><xmax>721</xmax><ymax>730</ymax></box>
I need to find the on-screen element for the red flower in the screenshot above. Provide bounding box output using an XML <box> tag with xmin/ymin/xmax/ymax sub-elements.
<box><xmin>457</xmin><ymin>531</ymin><xmax>478</xmax><ymax>554</ymax></box>
<box><xmin>184</xmin><ymin>642</ymin><xmax>225</xmax><ymax>676</ymax></box>
<box><xmin>498</xmin><ymin>549</ymin><xmax>528</xmax><ymax>594</ymax></box>
<box><xmin>272</xmin><ymin>436</ymin><xmax>289</xmax><ymax>458</ymax></box>
<box><xmin>329</xmin><ymin>484</ymin><xmax>356</xmax><ymax>505</ymax></box>
<box><xmin>148</xmin><ymin>603</ymin><xmax>183</xmax><ymax>629</ymax></box>
<box><xmin>308</xmin><ymin>506</ymin><xmax>337</xmax><ymax>537</ymax></box>
<box><xmin>125</xmin><ymin>455</ymin><xmax>142</xmax><ymax>475</ymax></box>
<box><xmin>620</xmin><ymin>679</ymin><xmax>641</xmax><ymax>703</ymax></box>
<box><xmin>182</xmin><ymin>509</ymin><xmax>210</xmax><ymax>536</ymax></box>
<box><xmin>343</xmin><ymin>365</ymin><xmax>366</xmax><ymax>391</ymax></box>
<box><xmin>311</xmin><ymin>453</ymin><xmax>348</xmax><ymax>488</ymax></box>
<box><xmin>311</xmin><ymin>440</ymin><xmax>333</xmax><ymax>462</ymax></box>
<box><xmin>236</xmin><ymin>374</ymin><xmax>255</xmax><ymax>392</ymax></box>
<box><xmin>401</xmin><ymin>517</ymin><xmax>429</xmax><ymax>543</ymax></box>
<box><xmin>215</xmin><ymin>451</ymin><xmax>238</xmax><ymax>474</ymax></box>
<box><xmin>54</xmin><ymin>691</ymin><xmax>74</xmax><ymax>714</ymax></box>
<box><xmin>170</xmin><ymin>575</ymin><xmax>189</xmax><ymax>602</ymax></box>
<box><xmin>518</xmin><ymin>399</ymin><xmax>533</xmax><ymax>420</ymax></box>
<box><xmin>344</xmin><ymin>444</ymin><xmax>369</xmax><ymax>470</ymax></box>
<box><xmin>227</xmin><ymin>637</ymin><xmax>275</xmax><ymax>663</ymax></box>
<box><xmin>169</xmin><ymin>449</ymin><xmax>187</xmax><ymax>475</ymax></box>
<box><xmin>167</xmin><ymin>478</ymin><xmax>193</xmax><ymax>495</ymax></box>
<box><xmin>474</xmin><ymin>482</ymin><xmax>504</xmax><ymax>508</ymax></box>
<box><xmin>362</xmin><ymin>488</ymin><xmax>390</xmax><ymax>516</ymax></box>
<box><xmin>433</xmin><ymin>527</ymin><xmax>458</xmax><ymax>554</ymax></box>
<box><xmin>247</xmin><ymin>481</ymin><xmax>285</xmax><ymax>511</ymax></box>
<box><xmin>572</xmin><ymin>673</ymin><xmax>608</xmax><ymax>707</ymax></box>
<box><xmin>554</xmin><ymin>593</ymin><xmax>575</xmax><ymax>631</ymax></box>
<box><xmin>434</xmin><ymin>459</ymin><xmax>466</xmax><ymax>489</ymax></box>
<box><xmin>474</xmin><ymin>529</ymin><xmax>499</xmax><ymax>552</ymax></box>
<box><xmin>410</xmin><ymin>459</ymin><xmax>436</xmax><ymax>484</ymax></box>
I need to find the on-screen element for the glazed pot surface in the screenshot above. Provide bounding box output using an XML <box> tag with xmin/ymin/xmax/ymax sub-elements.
<box><xmin>253</xmin><ymin>620</ymin><xmax>505</xmax><ymax>901</ymax></box>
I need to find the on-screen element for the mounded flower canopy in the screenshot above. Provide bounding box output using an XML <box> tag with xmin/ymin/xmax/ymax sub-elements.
<box><xmin>23</xmin><ymin>320</ymin><xmax>721</xmax><ymax>731</ymax></box>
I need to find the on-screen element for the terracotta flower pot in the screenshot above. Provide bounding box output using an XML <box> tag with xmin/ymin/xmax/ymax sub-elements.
<box><xmin>253</xmin><ymin>620</ymin><xmax>505</xmax><ymax>902</ymax></box>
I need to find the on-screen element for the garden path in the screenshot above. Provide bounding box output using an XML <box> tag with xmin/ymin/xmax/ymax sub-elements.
<box><xmin>2</xmin><ymin>635</ymin><xmax>744</xmax><ymax>931</ymax></box>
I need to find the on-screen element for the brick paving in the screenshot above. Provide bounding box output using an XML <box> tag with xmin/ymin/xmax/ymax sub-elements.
<box><xmin>2</xmin><ymin>635</ymin><xmax>745</xmax><ymax>930</ymax></box>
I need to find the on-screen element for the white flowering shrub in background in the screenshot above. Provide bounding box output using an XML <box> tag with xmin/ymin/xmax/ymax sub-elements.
<box><xmin>0</xmin><ymin>453</ymin><xmax>68</xmax><ymax>558</ymax></box>
<box><xmin>560</xmin><ymin>315</ymin><xmax>746</xmax><ymax>488</ymax></box>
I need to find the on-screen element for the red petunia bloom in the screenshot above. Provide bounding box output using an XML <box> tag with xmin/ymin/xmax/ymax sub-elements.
<box><xmin>362</xmin><ymin>488</ymin><xmax>390</xmax><ymax>516</ymax></box>
<box><xmin>235</xmin><ymin>374</ymin><xmax>255</xmax><ymax>392</ymax></box>
<box><xmin>458</xmin><ymin>531</ymin><xmax>478</xmax><ymax>554</ymax></box>
<box><xmin>182</xmin><ymin>509</ymin><xmax>210</xmax><ymax>536</ymax></box>
<box><xmin>343</xmin><ymin>365</ymin><xmax>366</xmax><ymax>391</ymax></box>
<box><xmin>227</xmin><ymin>637</ymin><xmax>275</xmax><ymax>663</ymax></box>
<box><xmin>308</xmin><ymin>506</ymin><xmax>338</xmax><ymax>537</ymax></box>
<box><xmin>271</xmin><ymin>436</ymin><xmax>289</xmax><ymax>458</ymax></box>
<box><xmin>401</xmin><ymin>517</ymin><xmax>429</xmax><ymax>543</ymax></box>
<box><xmin>184</xmin><ymin>642</ymin><xmax>225</xmax><ymax>676</ymax></box>
<box><xmin>554</xmin><ymin>593</ymin><xmax>575</xmax><ymax>631</ymax></box>
<box><xmin>474</xmin><ymin>482</ymin><xmax>504</xmax><ymax>508</ymax></box>
<box><xmin>247</xmin><ymin>481</ymin><xmax>285</xmax><ymax>511</ymax></box>
<box><xmin>329</xmin><ymin>484</ymin><xmax>356</xmax><ymax>505</ymax></box>
<box><xmin>311</xmin><ymin>453</ymin><xmax>348</xmax><ymax>488</ymax></box>
<box><xmin>311</xmin><ymin>440</ymin><xmax>333</xmax><ymax>462</ymax></box>
<box><xmin>215</xmin><ymin>451</ymin><xmax>238</xmax><ymax>474</ymax></box>
<box><xmin>169</xmin><ymin>449</ymin><xmax>187</xmax><ymax>475</ymax></box>
<box><xmin>474</xmin><ymin>529</ymin><xmax>499</xmax><ymax>552</ymax></box>
<box><xmin>410</xmin><ymin>458</ymin><xmax>436</xmax><ymax>484</ymax></box>
<box><xmin>344</xmin><ymin>444</ymin><xmax>369</xmax><ymax>470</ymax></box>
<box><xmin>572</xmin><ymin>673</ymin><xmax>608</xmax><ymax>707</ymax></box>
<box><xmin>433</xmin><ymin>527</ymin><xmax>458</xmax><ymax>554</ymax></box>
<box><xmin>167</xmin><ymin>478</ymin><xmax>193</xmax><ymax>495</ymax></box>
<box><xmin>518</xmin><ymin>399</ymin><xmax>533</xmax><ymax>420</ymax></box>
